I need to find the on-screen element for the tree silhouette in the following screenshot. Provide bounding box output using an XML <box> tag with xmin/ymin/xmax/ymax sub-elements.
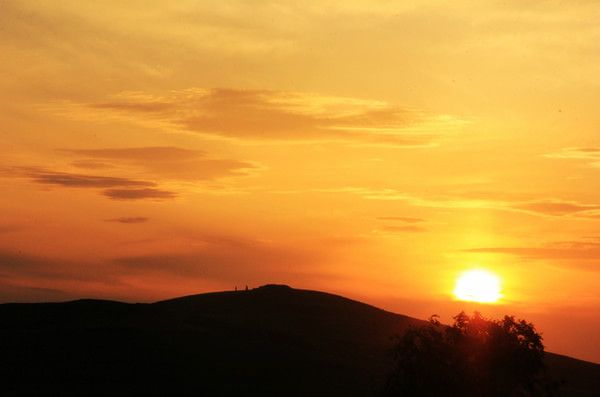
<box><xmin>386</xmin><ymin>312</ymin><xmax>557</xmax><ymax>397</ymax></box>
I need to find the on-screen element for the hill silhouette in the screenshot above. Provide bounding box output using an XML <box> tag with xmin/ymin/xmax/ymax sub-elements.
<box><xmin>0</xmin><ymin>284</ymin><xmax>598</xmax><ymax>396</ymax></box>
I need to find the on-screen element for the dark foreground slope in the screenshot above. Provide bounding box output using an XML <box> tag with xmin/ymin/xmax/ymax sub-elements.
<box><xmin>0</xmin><ymin>285</ymin><xmax>598</xmax><ymax>396</ymax></box>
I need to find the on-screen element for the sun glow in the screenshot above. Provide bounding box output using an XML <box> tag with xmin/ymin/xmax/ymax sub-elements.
<box><xmin>454</xmin><ymin>269</ymin><xmax>502</xmax><ymax>303</ymax></box>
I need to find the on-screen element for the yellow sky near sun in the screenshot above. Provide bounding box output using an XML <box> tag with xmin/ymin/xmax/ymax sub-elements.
<box><xmin>1</xmin><ymin>0</ymin><xmax>600</xmax><ymax>362</ymax></box>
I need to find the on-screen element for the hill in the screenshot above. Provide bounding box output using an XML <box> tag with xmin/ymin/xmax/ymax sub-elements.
<box><xmin>0</xmin><ymin>284</ymin><xmax>598</xmax><ymax>396</ymax></box>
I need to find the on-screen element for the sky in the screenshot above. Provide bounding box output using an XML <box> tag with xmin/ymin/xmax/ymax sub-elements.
<box><xmin>1</xmin><ymin>0</ymin><xmax>600</xmax><ymax>363</ymax></box>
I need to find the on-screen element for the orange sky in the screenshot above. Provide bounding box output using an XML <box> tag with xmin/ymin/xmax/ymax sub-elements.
<box><xmin>1</xmin><ymin>1</ymin><xmax>600</xmax><ymax>363</ymax></box>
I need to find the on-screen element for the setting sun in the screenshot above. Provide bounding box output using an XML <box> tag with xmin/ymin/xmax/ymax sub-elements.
<box><xmin>454</xmin><ymin>270</ymin><xmax>502</xmax><ymax>303</ymax></box>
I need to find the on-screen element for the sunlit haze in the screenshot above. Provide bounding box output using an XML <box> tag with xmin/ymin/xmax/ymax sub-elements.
<box><xmin>454</xmin><ymin>269</ymin><xmax>501</xmax><ymax>303</ymax></box>
<box><xmin>1</xmin><ymin>1</ymin><xmax>599</xmax><ymax>363</ymax></box>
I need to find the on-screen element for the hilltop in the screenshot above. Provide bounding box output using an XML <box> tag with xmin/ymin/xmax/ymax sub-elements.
<box><xmin>0</xmin><ymin>284</ymin><xmax>598</xmax><ymax>396</ymax></box>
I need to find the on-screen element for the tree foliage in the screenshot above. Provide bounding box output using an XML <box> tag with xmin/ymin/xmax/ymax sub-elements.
<box><xmin>386</xmin><ymin>312</ymin><xmax>557</xmax><ymax>396</ymax></box>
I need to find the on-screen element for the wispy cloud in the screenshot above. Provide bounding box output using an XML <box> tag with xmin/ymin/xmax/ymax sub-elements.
<box><xmin>357</xmin><ymin>188</ymin><xmax>600</xmax><ymax>218</ymax></box>
<box><xmin>377</xmin><ymin>225</ymin><xmax>426</xmax><ymax>234</ymax></box>
<box><xmin>82</xmin><ymin>88</ymin><xmax>467</xmax><ymax>145</ymax></box>
<box><xmin>62</xmin><ymin>147</ymin><xmax>200</xmax><ymax>161</ymax></box>
<box><xmin>70</xmin><ymin>160</ymin><xmax>113</xmax><ymax>170</ymax></box>
<box><xmin>0</xmin><ymin>251</ymin><xmax>117</xmax><ymax>283</ymax></box>
<box><xmin>105</xmin><ymin>217</ymin><xmax>149</xmax><ymax>224</ymax></box>
<box><xmin>5</xmin><ymin>167</ymin><xmax>177</xmax><ymax>201</ymax></box>
<box><xmin>511</xmin><ymin>200</ymin><xmax>600</xmax><ymax>216</ymax></box>
<box><xmin>23</xmin><ymin>168</ymin><xmax>153</xmax><ymax>188</ymax></box>
<box><xmin>545</xmin><ymin>147</ymin><xmax>600</xmax><ymax>168</ymax></box>
<box><xmin>3</xmin><ymin>144</ymin><xmax>258</xmax><ymax>201</ymax></box>
<box><xmin>374</xmin><ymin>216</ymin><xmax>427</xmax><ymax>234</ymax></box>
<box><xmin>103</xmin><ymin>188</ymin><xmax>176</xmax><ymax>201</ymax></box>
<box><xmin>546</xmin><ymin>147</ymin><xmax>600</xmax><ymax>160</ymax></box>
<box><xmin>59</xmin><ymin>146</ymin><xmax>258</xmax><ymax>181</ymax></box>
<box><xmin>0</xmin><ymin>282</ymin><xmax>74</xmax><ymax>303</ymax></box>
<box><xmin>462</xmin><ymin>240</ymin><xmax>600</xmax><ymax>272</ymax></box>
<box><xmin>112</xmin><ymin>234</ymin><xmax>323</xmax><ymax>284</ymax></box>
<box><xmin>376</xmin><ymin>216</ymin><xmax>425</xmax><ymax>223</ymax></box>
<box><xmin>0</xmin><ymin>231</ymin><xmax>328</xmax><ymax>300</ymax></box>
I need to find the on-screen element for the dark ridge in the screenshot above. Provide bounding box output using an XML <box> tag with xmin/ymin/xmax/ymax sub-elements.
<box><xmin>156</xmin><ymin>283</ymin><xmax>406</xmax><ymax>318</ymax></box>
<box><xmin>545</xmin><ymin>353</ymin><xmax>600</xmax><ymax>397</ymax></box>
<box><xmin>0</xmin><ymin>285</ymin><xmax>597</xmax><ymax>396</ymax></box>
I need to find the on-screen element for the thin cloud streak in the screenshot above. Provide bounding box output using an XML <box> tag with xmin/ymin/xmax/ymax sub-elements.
<box><xmin>86</xmin><ymin>88</ymin><xmax>467</xmax><ymax>145</ymax></box>
<box><xmin>463</xmin><ymin>240</ymin><xmax>600</xmax><ymax>271</ymax></box>
<box><xmin>1</xmin><ymin>167</ymin><xmax>178</xmax><ymax>201</ymax></box>
<box><xmin>60</xmin><ymin>147</ymin><xmax>204</xmax><ymax>161</ymax></box>
<box><xmin>376</xmin><ymin>216</ymin><xmax>425</xmax><ymax>223</ymax></box>
<box><xmin>103</xmin><ymin>188</ymin><xmax>177</xmax><ymax>201</ymax></box>
<box><xmin>545</xmin><ymin>147</ymin><xmax>600</xmax><ymax>170</ymax></box>
<box><xmin>357</xmin><ymin>188</ymin><xmax>600</xmax><ymax>218</ymax></box>
<box><xmin>23</xmin><ymin>168</ymin><xmax>154</xmax><ymax>188</ymax></box>
<box><xmin>379</xmin><ymin>225</ymin><xmax>426</xmax><ymax>233</ymax></box>
<box><xmin>105</xmin><ymin>217</ymin><xmax>149</xmax><ymax>224</ymax></box>
<box><xmin>59</xmin><ymin>146</ymin><xmax>259</xmax><ymax>181</ymax></box>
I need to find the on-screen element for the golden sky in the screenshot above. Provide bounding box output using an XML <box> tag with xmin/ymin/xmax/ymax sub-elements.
<box><xmin>1</xmin><ymin>0</ymin><xmax>600</xmax><ymax>362</ymax></box>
